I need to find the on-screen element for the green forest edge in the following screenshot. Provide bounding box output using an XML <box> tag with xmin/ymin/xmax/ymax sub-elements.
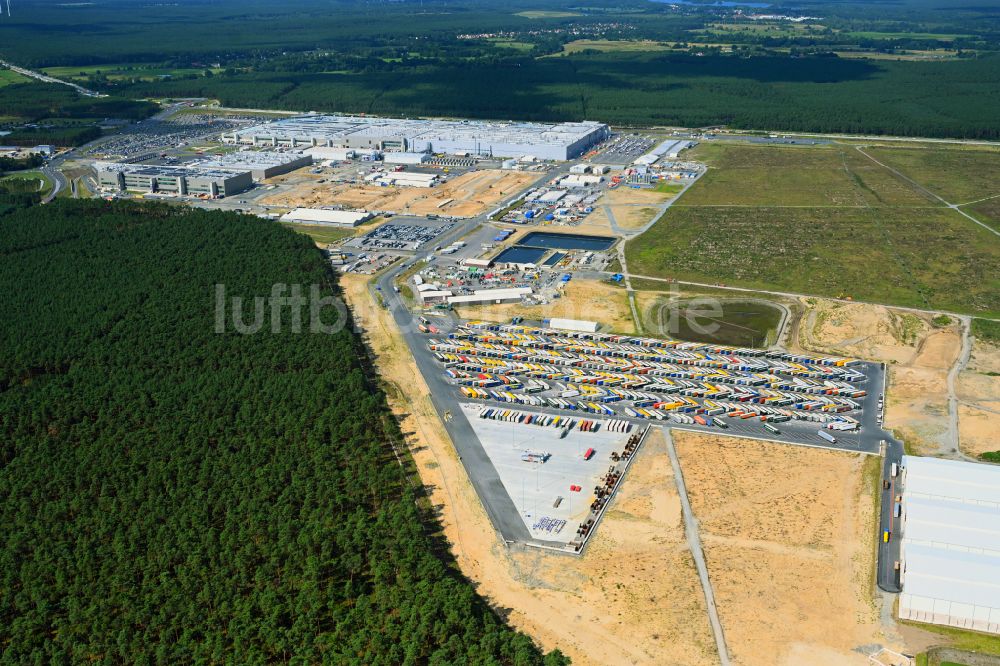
<box><xmin>0</xmin><ymin>198</ymin><xmax>568</xmax><ymax>665</ymax></box>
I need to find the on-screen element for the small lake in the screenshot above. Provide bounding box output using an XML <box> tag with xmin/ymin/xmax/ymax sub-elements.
<box><xmin>659</xmin><ymin>300</ymin><xmax>783</xmax><ymax>348</ymax></box>
<box><xmin>494</xmin><ymin>246</ymin><xmax>549</xmax><ymax>265</ymax></box>
<box><xmin>516</xmin><ymin>232</ymin><xmax>616</xmax><ymax>252</ymax></box>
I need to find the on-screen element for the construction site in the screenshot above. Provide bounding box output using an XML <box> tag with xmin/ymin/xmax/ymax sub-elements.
<box><xmin>261</xmin><ymin>168</ymin><xmax>538</xmax><ymax>217</ymax></box>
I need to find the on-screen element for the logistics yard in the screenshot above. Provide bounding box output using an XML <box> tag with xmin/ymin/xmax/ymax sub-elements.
<box><xmin>425</xmin><ymin>321</ymin><xmax>885</xmax><ymax>457</ymax></box>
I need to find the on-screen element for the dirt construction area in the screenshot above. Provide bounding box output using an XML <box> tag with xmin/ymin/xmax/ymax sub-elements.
<box><xmin>340</xmin><ymin>273</ymin><xmax>718</xmax><ymax>666</ymax></box>
<box><xmin>453</xmin><ymin>278</ymin><xmax>636</xmax><ymax>333</ymax></box>
<box><xmin>674</xmin><ymin>431</ymin><xmax>884</xmax><ymax>666</ymax></box>
<box><xmin>262</xmin><ymin>169</ymin><xmax>537</xmax><ymax>217</ymax></box>
<box><xmin>792</xmin><ymin>298</ymin><xmax>963</xmax><ymax>456</ymax></box>
<box><xmin>957</xmin><ymin>339</ymin><xmax>1000</xmax><ymax>457</ymax></box>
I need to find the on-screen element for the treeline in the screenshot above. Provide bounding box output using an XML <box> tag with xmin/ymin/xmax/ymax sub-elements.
<box><xmin>119</xmin><ymin>52</ymin><xmax>1000</xmax><ymax>139</ymax></box>
<box><xmin>0</xmin><ymin>125</ymin><xmax>102</xmax><ymax>148</ymax></box>
<box><xmin>0</xmin><ymin>83</ymin><xmax>155</xmax><ymax>122</ymax></box>
<box><xmin>0</xmin><ymin>154</ymin><xmax>43</xmax><ymax>172</ymax></box>
<box><xmin>0</xmin><ymin>200</ymin><xmax>568</xmax><ymax>665</ymax></box>
<box><xmin>0</xmin><ymin>82</ymin><xmax>155</xmax><ymax>146</ymax></box>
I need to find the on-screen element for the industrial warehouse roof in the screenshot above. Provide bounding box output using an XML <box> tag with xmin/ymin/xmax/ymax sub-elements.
<box><xmin>447</xmin><ymin>288</ymin><xmax>531</xmax><ymax>305</ymax></box>
<box><xmin>902</xmin><ymin>544</ymin><xmax>1000</xmax><ymax>608</ymax></box>
<box><xmin>902</xmin><ymin>455</ymin><xmax>1000</xmax><ymax>507</ymax></box>
<box><xmin>95</xmin><ymin>162</ymin><xmax>245</xmax><ymax>180</ymax></box>
<box><xmin>900</xmin><ymin>456</ymin><xmax>1000</xmax><ymax>634</ymax></box>
<box><xmin>223</xmin><ymin>114</ymin><xmax>608</xmax><ymax>154</ymax></box>
<box><xmin>903</xmin><ymin>497</ymin><xmax>1000</xmax><ymax>556</ymax></box>
<box><xmin>279</xmin><ymin>208</ymin><xmax>372</xmax><ymax>226</ymax></box>
<box><xmin>195</xmin><ymin>150</ymin><xmax>309</xmax><ymax>170</ymax></box>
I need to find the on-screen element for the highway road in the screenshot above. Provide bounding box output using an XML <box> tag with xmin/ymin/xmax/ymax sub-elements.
<box><xmin>0</xmin><ymin>59</ymin><xmax>105</xmax><ymax>97</ymax></box>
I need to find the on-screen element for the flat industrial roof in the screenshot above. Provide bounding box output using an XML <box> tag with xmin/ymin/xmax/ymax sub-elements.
<box><xmin>900</xmin><ymin>456</ymin><xmax>1000</xmax><ymax>627</ymax></box>
<box><xmin>903</xmin><ymin>543</ymin><xmax>1000</xmax><ymax>607</ymax></box>
<box><xmin>97</xmin><ymin>162</ymin><xmax>245</xmax><ymax>180</ymax></box>
<box><xmin>226</xmin><ymin>114</ymin><xmax>608</xmax><ymax>148</ymax></box>
<box><xmin>903</xmin><ymin>455</ymin><xmax>1000</xmax><ymax>507</ymax></box>
<box><xmin>196</xmin><ymin>150</ymin><xmax>309</xmax><ymax>170</ymax></box>
<box><xmin>904</xmin><ymin>496</ymin><xmax>1000</xmax><ymax>555</ymax></box>
<box><xmin>280</xmin><ymin>208</ymin><xmax>371</xmax><ymax>225</ymax></box>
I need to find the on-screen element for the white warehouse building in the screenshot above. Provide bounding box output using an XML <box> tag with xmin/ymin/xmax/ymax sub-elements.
<box><xmin>279</xmin><ymin>208</ymin><xmax>373</xmax><ymax>227</ymax></box>
<box><xmin>222</xmin><ymin>114</ymin><xmax>610</xmax><ymax>161</ymax></box>
<box><xmin>898</xmin><ymin>455</ymin><xmax>1000</xmax><ymax>635</ymax></box>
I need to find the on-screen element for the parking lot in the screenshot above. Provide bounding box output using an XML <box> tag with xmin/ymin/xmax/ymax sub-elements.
<box><xmin>466</xmin><ymin>405</ymin><xmax>632</xmax><ymax>546</ymax></box>
<box><xmin>343</xmin><ymin>218</ymin><xmax>456</xmax><ymax>252</ymax></box>
<box><xmin>429</xmin><ymin>321</ymin><xmax>879</xmax><ymax>454</ymax></box>
<box><xmin>85</xmin><ymin>115</ymin><xmax>250</xmax><ymax>161</ymax></box>
<box><xmin>595</xmin><ymin>134</ymin><xmax>656</xmax><ymax>165</ymax></box>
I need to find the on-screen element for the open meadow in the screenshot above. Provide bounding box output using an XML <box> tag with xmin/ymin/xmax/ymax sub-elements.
<box><xmin>627</xmin><ymin>142</ymin><xmax>1000</xmax><ymax>317</ymax></box>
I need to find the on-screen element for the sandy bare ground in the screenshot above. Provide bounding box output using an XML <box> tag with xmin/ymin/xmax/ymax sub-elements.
<box><xmin>604</xmin><ymin>181</ymin><xmax>672</xmax><ymax>206</ymax></box>
<box><xmin>956</xmin><ymin>339</ymin><xmax>1000</xmax><ymax>457</ymax></box>
<box><xmin>609</xmin><ymin>204</ymin><xmax>661</xmax><ymax>230</ymax></box>
<box><xmin>552</xmin><ymin>206</ymin><xmax>614</xmax><ymax>235</ymax></box>
<box><xmin>340</xmin><ymin>274</ymin><xmax>718</xmax><ymax>665</ymax></box>
<box><xmin>793</xmin><ymin>298</ymin><xmax>961</xmax><ymax>456</ymax></box>
<box><xmin>262</xmin><ymin>169</ymin><xmax>536</xmax><ymax>217</ymax></box>
<box><xmin>454</xmin><ymin>279</ymin><xmax>635</xmax><ymax>333</ymax></box>
<box><xmin>673</xmin><ymin>432</ymin><xmax>884</xmax><ymax>666</ymax></box>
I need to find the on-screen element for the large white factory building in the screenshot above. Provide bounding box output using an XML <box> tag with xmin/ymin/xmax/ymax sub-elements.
<box><xmin>898</xmin><ymin>455</ymin><xmax>1000</xmax><ymax>635</ymax></box>
<box><xmin>222</xmin><ymin>114</ymin><xmax>610</xmax><ymax>161</ymax></box>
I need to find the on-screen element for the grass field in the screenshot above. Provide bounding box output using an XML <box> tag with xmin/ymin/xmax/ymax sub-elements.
<box><xmin>280</xmin><ymin>223</ymin><xmax>357</xmax><ymax>245</ymax></box>
<box><xmin>865</xmin><ymin>146</ymin><xmax>1000</xmax><ymax>203</ymax></box>
<box><xmin>653</xmin><ymin>180</ymin><xmax>685</xmax><ymax>195</ymax></box>
<box><xmin>969</xmin><ymin>198</ymin><xmax>1000</xmax><ymax>232</ymax></box>
<box><xmin>557</xmin><ymin>39</ymin><xmax>673</xmax><ymax>54</ymax></box>
<box><xmin>0</xmin><ymin>69</ymin><xmax>29</xmax><ymax>87</ymax></box>
<box><xmin>845</xmin><ymin>31</ymin><xmax>970</xmax><ymax>41</ymax></box>
<box><xmin>487</xmin><ymin>39</ymin><xmax>534</xmax><ymax>52</ymax></box>
<box><xmin>628</xmin><ymin>141</ymin><xmax>1000</xmax><ymax>317</ymax></box>
<box><xmin>0</xmin><ymin>171</ymin><xmax>52</xmax><ymax>196</ymax></box>
<box><xmin>681</xmin><ymin>143</ymin><xmax>937</xmax><ymax>206</ymax></box>
<box><xmin>645</xmin><ymin>298</ymin><xmax>783</xmax><ymax>347</ymax></box>
<box><xmin>904</xmin><ymin>621</ymin><xmax>1000</xmax><ymax>661</ymax></box>
<box><xmin>629</xmin><ymin>205</ymin><xmax>1000</xmax><ymax>316</ymax></box>
<box><xmin>514</xmin><ymin>10</ymin><xmax>580</xmax><ymax>18</ymax></box>
<box><xmin>41</xmin><ymin>63</ymin><xmax>222</xmax><ymax>82</ymax></box>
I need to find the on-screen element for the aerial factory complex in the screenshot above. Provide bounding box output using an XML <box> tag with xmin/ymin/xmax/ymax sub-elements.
<box><xmin>222</xmin><ymin>115</ymin><xmax>611</xmax><ymax>160</ymax></box>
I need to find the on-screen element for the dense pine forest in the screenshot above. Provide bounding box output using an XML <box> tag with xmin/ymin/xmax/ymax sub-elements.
<box><xmin>0</xmin><ymin>200</ymin><xmax>567</xmax><ymax>665</ymax></box>
<box><xmin>4</xmin><ymin>0</ymin><xmax>1000</xmax><ymax>139</ymax></box>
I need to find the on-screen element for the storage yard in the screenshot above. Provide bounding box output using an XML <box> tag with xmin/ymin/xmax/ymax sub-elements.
<box><xmin>493</xmin><ymin>160</ymin><xmax>700</xmax><ymax>231</ymax></box>
<box><xmin>426</xmin><ymin>321</ymin><xmax>881</xmax><ymax>454</ymax></box>
<box><xmin>261</xmin><ymin>168</ymin><xmax>538</xmax><ymax>217</ymax></box>
<box><xmin>343</xmin><ymin>218</ymin><xmax>456</xmax><ymax>252</ymax></box>
<box><xmin>465</xmin><ymin>404</ymin><xmax>647</xmax><ymax>551</ymax></box>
